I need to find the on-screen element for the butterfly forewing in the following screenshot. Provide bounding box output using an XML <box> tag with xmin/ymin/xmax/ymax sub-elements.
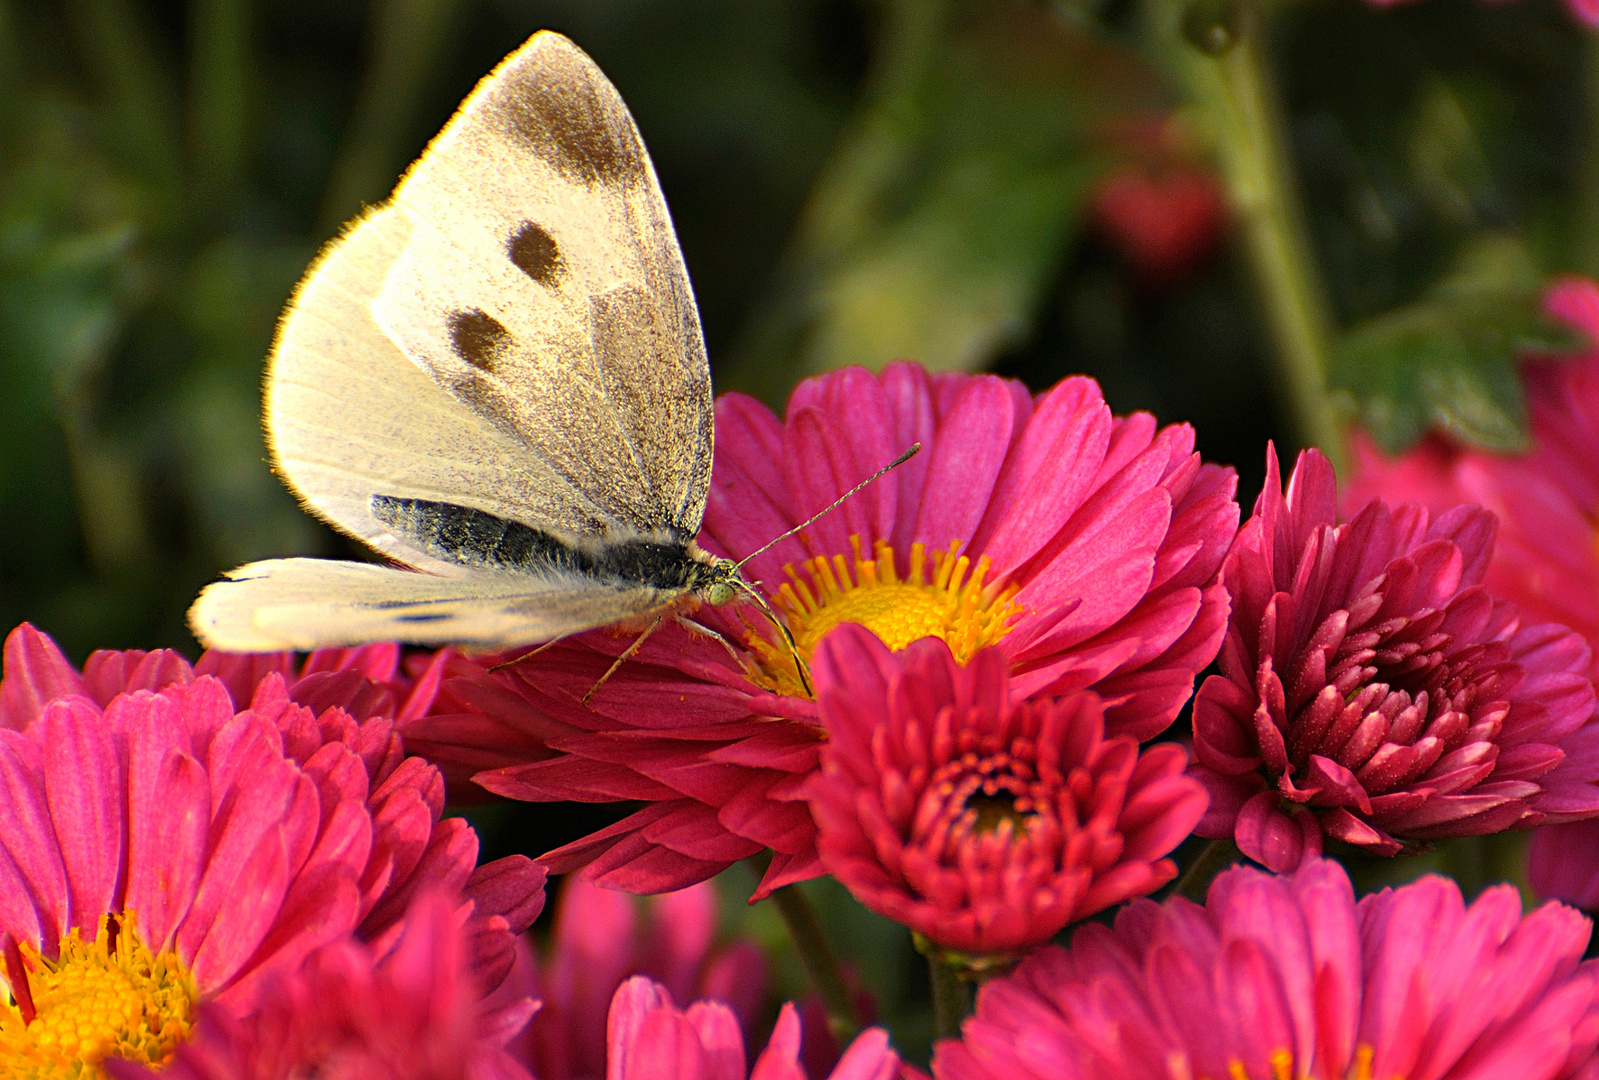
<box><xmin>372</xmin><ymin>33</ymin><xmax>713</xmax><ymax>539</ymax></box>
<box><xmin>266</xmin><ymin>205</ymin><xmax>627</xmax><ymax>574</ymax></box>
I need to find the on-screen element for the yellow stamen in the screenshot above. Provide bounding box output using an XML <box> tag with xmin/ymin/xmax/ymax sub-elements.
<box><xmin>0</xmin><ymin>915</ymin><xmax>197</xmax><ymax>1079</ymax></box>
<box><xmin>745</xmin><ymin>536</ymin><xmax>1024</xmax><ymax>696</ymax></box>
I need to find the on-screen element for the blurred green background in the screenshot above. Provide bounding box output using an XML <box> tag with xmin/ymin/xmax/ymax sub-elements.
<box><xmin>4</xmin><ymin>0</ymin><xmax>1590</xmax><ymax>658</ymax></box>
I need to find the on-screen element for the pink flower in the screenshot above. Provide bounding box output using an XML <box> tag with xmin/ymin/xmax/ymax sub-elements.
<box><xmin>932</xmin><ymin>858</ymin><xmax>1599</xmax><ymax>1080</ymax></box>
<box><xmin>1346</xmin><ymin>277</ymin><xmax>1599</xmax><ymax>684</ymax></box>
<box><xmin>1530</xmin><ymin>820</ymin><xmax>1599</xmax><ymax>910</ymax></box>
<box><xmin>605</xmin><ymin>975</ymin><xmax>898</xmax><ymax>1080</ymax></box>
<box><xmin>410</xmin><ymin>364</ymin><xmax>1238</xmax><ymax>897</ymax></box>
<box><xmin>0</xmin><ymin>621</ymin><xmax>450</xmax><ymax>731</ymax></box>
<box><xmin>0</xmin><ymin>651</ymin><xmax>544</xmax><ymax>1074</ymax></box>
<box><xmin>106</xmin><ymin>891</ymin><xmax>539</xmax><ymax>1080</ymax></box>
<box><xmin>807</xmin><ymin>624</ymin><xmax>1206</xmax><ymax>957</ymax></box>
<box><xmin>506</xmin><ymin>877</ymin><xmax>768</xmax><ymax>1080</ymax></box>
<box><xmin>1192</xmin><ymin>447</ymin><xmax>1599</xmax><ymax>872</ymax></box>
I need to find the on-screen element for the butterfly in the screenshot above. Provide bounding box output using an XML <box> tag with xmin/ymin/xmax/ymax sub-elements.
<box><xmin>189</xmin><ymin>31</ymin><xmax>792</xmax><ymax>674</ymax></box>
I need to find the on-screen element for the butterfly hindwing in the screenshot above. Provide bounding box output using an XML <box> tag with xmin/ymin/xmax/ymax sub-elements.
<box><xmin>371</xmin><ymin>32</ymin><xmax>713</xmax><ymax>540</ymax></box>
<box><xmin>190</xmin><ymin>558</ymin><xmax>670</xmax><ymax>652</ymax></box>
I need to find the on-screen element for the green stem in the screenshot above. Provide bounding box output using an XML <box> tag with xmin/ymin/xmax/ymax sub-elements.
<box><xmin>1173</xmin><ymin>837</ymin><xmax>1239</xmax><ymax>902</ymax></box>
<box><xmin>65</xmin><ymin>0</ymin><xmax>184</xmax><ymax>203</ymax></box>
<box><xmin>768</xmin><ymin>883</ymin><xmax>861</xmax><ymax>1045</ymax></box>
<box><xmin>187</xmin><ymin>0</ymin><xmax>251</xmax><ymax>210</ymax></box>
<box><xmin>928</xmin><ymin>953</ymin><xmax>972</xmax><ymax>1041</ymax></box>
<box><xmin>1153</xmin><ymin>0</ymin><xmax>1344</xmax><ymax>469</ymax></box>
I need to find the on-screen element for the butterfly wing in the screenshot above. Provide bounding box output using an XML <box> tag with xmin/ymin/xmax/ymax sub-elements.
<box><xmin>193</xmin><ymin>33</ymin><xmax>715</xmax><ymax>653</ymax></box>
<box><xmin>266</xmin><ymin>31</ymin><xmax>712</xmax><ymax>570</ymax></box>
<box><xmin>371</xmin><ymin>31</ymin><xmax>713</xmax><ymax>540</ymax></box>
<box><xmin>267</xmin><ymin>205</ymin><xmax>625</xmax><ymax>576</ymax></box>
<box><xmin>191</xmin><ymin>558</ymin><xmax>671</xmax><ymax>652</ymax></box>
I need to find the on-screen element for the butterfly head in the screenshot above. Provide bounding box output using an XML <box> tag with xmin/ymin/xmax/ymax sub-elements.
<box><xmin>687</xmin><ymin>550</ymin><xmax>811</xmax><ymax>695</ymax></box>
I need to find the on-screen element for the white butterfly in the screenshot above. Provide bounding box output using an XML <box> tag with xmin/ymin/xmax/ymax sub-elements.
<box><xmin>190</xmin><ymin>32</ymin><xmax>767</xmax><ymax>660</ymax></box>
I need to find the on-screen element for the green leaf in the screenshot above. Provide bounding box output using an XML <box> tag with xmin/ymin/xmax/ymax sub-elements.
<box><xmin>723</xmin><ymin>0</ymin><xmax>1163</xmax><ymax>403</ymax></box>
<box><xmin>1332</xmin><ymin>234</ymin><xmax>1584</xmax><ymax>453</ymax></box>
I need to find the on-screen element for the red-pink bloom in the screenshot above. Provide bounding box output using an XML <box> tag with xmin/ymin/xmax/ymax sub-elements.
<box><xmin>932</xmin><ymin>858</ymin><xmax>1599</xmax><ymax>1080</ymax></box>
<box><xmin>1347</xmin><ymin>277</ymin><xmax>1599</xmax><ymax>683</ymax></box>
<box><xmin>1531</xmin><ymin>820</ymin><xmax>1599</xmax><ymax>911</ymax></box>
<box><xmin>503</xmin><ymin>878</ymin><xmax>768</xmax><ymax>1080</ymax></box>
<box><xmin>107</xmin><ymin>891</ymin><xmax>539</xmax><ymax>1080</ymax></box>
<box><xmin>0</xmin><ymin>633</ymin><xmax>543</xmax><ymax>1073</ymax></box>
<box><xmin>1091</xmin><ymin>166</ymin><xmax>1225</xmax><ymax>286</ymax></box>
<box><xmin>0</xmin><ymin>621</ymin><xmax>449</xmax><ymax>731</ymax></box>
<box><xmin>408</xmin><ymin>364</ymin><xmax>1238</xmax><ymax>897</ymax></box>
<box><xmin>1192</xmin><ymin>447</ymin><xmax>1599</xmax><ymax>872</ymax></box>
<box><xmin>605</xmin><ymin>976</ymin><xmax>898</xmax><ymax>1080</ymax></box>
<box><xmin>808</xmin><ymin>624</ymin><xmax>1206</xmax><ymax>956</ymax></box>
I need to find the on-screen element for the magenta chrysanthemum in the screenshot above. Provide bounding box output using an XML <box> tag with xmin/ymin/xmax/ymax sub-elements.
<box><xmin>1192</xmin><ymin>447</ymin><xmax>1599</xmax><ymax>872</ymax></box>
<box><xmin>506</xmin><ymin>878</ymin><xmax>768</xmax><ymax>1080</ymax></box>
<box><xmin>932</xmin><ymin>858</ymin><xmax>1599</xmax><ymax>1080</ymax></box>
<box><xmin>0</xmin><ymin>626</ymin><xmax>544</xmax><ymax>1075</ymax></box>
<box><xmin>604</xmin><ymin>976</ymin><xmax>898</xmax><ymax>1080</ymax></box>
<box><xmin>406</xmin><ymin>363</ymin><xmax>1238</xmax><ymax>897</ymax></box>
<box><xmin>107</xmin><ymin>891</ymin><xmax>539</xmax><ymax>1080</ymax></box>
<box><xmin>807</xmin><ymin>624</ymin><xmax>1205</xmax><ymax>956</ymax></box>
<box><xmin>0</xmin><ymin>622</ymin><xmax>450</xmax><ymax>732</ymax></box>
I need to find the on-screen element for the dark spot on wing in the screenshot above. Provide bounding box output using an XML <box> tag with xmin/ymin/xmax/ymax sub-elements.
<box><xmin>489</xmin><ymin>51</ymin><xmax>646</xmax><ymax>186</ymax></box>
<box><xmin>508</xmin><ymin>221</ymin><xmax>562</xmax><ymax>287</ymax></box>
<box><xmin>394</xmin><ymin>612</ymin><xmax>451</xmax><ymax>623</ymax></box>
<box><xmin>447</xmin><ymin>308</ymin><xmax>510</xmax><ymax>372</ymax></box>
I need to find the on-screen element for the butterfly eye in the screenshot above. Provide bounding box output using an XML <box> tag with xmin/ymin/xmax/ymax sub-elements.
<box><xmin>705</xmin><ymin>581</ymin><xmax>737</xmax><ymax>606</ymax></box>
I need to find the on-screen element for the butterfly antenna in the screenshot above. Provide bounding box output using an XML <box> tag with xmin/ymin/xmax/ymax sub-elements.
<box><xmin>734</xmin><ymin>443</ymin><xmax>921</xmax><ymax>572</ymax></box>
<box><xmin>733</xmin><ymin>579</ymin><xmax>813</xmax><ymax>697</ymax></box>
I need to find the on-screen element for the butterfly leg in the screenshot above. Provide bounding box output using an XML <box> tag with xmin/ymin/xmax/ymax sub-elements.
<box><xmin>582</xmin><ymin>615</ymin><xmax>667</xmax><ymax>704</ymax></box>
<box><xmin>673</xmin><ymin>614</ymin><xmax>742</xmax><ymax>660</ymax></box>
<box><xmin>488</xmin><ymin>633</ymin><xmax>572</xmax><ymax>673</ymax></box>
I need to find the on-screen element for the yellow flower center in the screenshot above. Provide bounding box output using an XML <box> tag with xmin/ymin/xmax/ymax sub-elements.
<box><xmin>1175</xmin><ymin>1045</ymin><xmax>1376</xmax><ymax>1080</ymax></box>
<box><xmin>0</xmin><ymin>915</ymin><xmax>197</xmax><ymax>1079</ymax></box>
<box><xmin>745</xmin><ymin>536</ymin><xmax>1024</xmax><ymax>696</ymax></box>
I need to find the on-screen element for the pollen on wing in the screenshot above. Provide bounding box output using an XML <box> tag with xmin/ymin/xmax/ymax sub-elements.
<box><xmin>744</xmin><ymin>536</ymin><xmax>1024</xmax><ymax>696</ymax></box>
<box><xmin>0</xmin><ymin>914</ymin><xmax>197</xmax><ymax>1078</ymax></box>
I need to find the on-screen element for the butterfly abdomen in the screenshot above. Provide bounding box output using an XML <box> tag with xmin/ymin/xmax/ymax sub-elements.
<box><xmin>371</xmin><ymin>494</ymin><xmax>706</xmax><ymax>592</ymax></box>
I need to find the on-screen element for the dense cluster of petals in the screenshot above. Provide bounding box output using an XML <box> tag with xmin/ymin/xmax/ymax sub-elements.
<box><xmin>0</xmin><ymin>623</ymin><xmax>543</xmax><ymax>1074</ymax></box>
<box><xmin>605</xmin><ymin>976</ymin><xmax>898</xmax><ymax>1080</ymax></box>
<box><xmin>107</xmin><ymin>892</ymin><xmax>540</xmax><ymax>1080</ymax></box>
<box><xmin>0</xmin><ymin>621</ymin><xmax>449</xmax><ymax>732</ymax></box>
<box><xmin>405</xmin><ymin>363</ymin><xmax>1238</xmax><ymax>896</ymax></box>
<box><xmin>932</xmin><ymin>859</ymin><xmax>1599</xmax><ymax>1080</ymax></box>
<box><xmin>506</xmin><ymin>878</ymin><xmax>768</xmax><ymax>1080</ymax></box>
<box><xmin>807</xmin><ymin>625</ymin><xmax>1206</xmax><ymax>955</ymax></box>
<box><xmin>1192</xmin><ymin>448</ymin><xmax>1599</xmax><ymax>871</ymax></box>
